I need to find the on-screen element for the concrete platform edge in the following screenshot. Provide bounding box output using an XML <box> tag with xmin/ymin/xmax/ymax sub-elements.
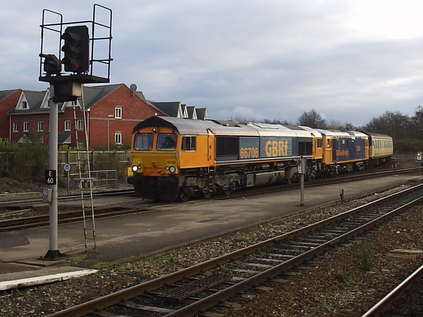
<box><xmin>0</xmin><ymin>268</ymin><xmax>97</xmax><ymax>291</ymax></box>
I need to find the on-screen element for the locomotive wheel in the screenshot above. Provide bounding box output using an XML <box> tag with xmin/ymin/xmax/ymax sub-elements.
<box><xmin>223</xmin><ymin>181</ymin><xmax>238</xmax><ymax>197</ymax></box>
<box><xmin>178</xmin><ymin>188</ymin><xmax>192</xmax><ymax>202</ymax></box>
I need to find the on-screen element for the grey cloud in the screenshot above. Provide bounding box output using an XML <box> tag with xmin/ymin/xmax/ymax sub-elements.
<box><xmin>1</xmin><ymin>0</ymin><xmax>422</xmax><ymax>125</ymax></box>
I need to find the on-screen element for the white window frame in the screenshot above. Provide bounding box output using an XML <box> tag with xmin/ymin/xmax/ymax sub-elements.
<box><xmin>64</xmin><ymin>120</ymin><xmax>71</xmax><ymax>131</ymax></box>
<box><xmin>114</xmin><ymin>131</ymin><xmax>122</xmax><ymax>145</ymax></box>
<box><xmin>23</xmin><ymin>121</ymin><xmax>29</xmax><ymax>132</ymax></box>
<box><xmin>76</xmin><ymin>119</ymin><xmax>84</xmax><ymax>131</ymax></box>
<box><xmin>22</xmin><ymin>101</ymin><xmax>28</xmax><ymax>110</ymax></box>
<box><xmin>37</xmin><ymin>120</ymin><xmax>44</xmax><ymax>132</ymax></box>
<box><xmin>12</xmin><ymin>121</ymin><xmax>18</xmax><ymax>132</ymax></box>
<box><xmin>114</xmin><ymin>106</ymin><xmax>122</xmax><ymax>119</ymax></box>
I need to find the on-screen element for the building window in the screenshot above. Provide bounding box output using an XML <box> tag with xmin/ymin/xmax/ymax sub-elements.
<box><xmin>76</xmin><ymin>119</ymin><xmax>84</xmax><ymax>131</ymax></box>
<box><xmin>12</xmin><ymin>122</ymin><xmax>18</xmax><ymax>132</ymax></box>
<box><xmin>114</xmin><ymin>106</ymin><xmax>122</xmax><ymax>119</ymax></box>
<box><xmin>114</xmin><ymin>131</ymin><xmax>122</xmax><ymax>145</ymax></box>
<box><xmin>23</xmin><ymin>121</ymin><xmax>29</xmax><ymax>132</ymax></box>
<box><xmin>182</xmin><ymin>136</ymin><xmax>196</xmax><ymax>151</ymax></box>
<box><xmin>22</xmin><ymin>101</ymin><xmax>28</xmax><ymax>109</ymax></box>
<box><xmin>37</xmin><ymin>121</ymin><xmax>44</xmax><ymax>132</ymax></box>
<box><xmin>64</xmin><ymin>120</ymin><xmax>71</xmax><ymax>131</ymax></box>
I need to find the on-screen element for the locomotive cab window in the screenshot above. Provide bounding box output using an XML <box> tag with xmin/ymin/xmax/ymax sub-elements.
<box><xmin>134</xmin><ymin>133</ymin><xmax>153</xmax><ymax>151</ymax></box>
<box><xmin>157</xmin><ymin>133</ymin><xmax>176</xmax><ymax>150</ymax></box>
<box><xmin>182</xmin><ymin>136</ymin><xmax>196</xmax><ymax>151</ymax></box>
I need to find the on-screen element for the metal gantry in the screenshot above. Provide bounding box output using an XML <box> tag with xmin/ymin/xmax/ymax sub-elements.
<box><xmin>39</xmin><ymin>4</ymin><xmax>112</xmax><ymax>259</ymax></box>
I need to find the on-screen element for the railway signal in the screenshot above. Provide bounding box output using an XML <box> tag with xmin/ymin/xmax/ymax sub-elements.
<box><xmin>61</xmin><ymin>25</ymin><xmax>89</xmax><ymax>73</ymax></box>
<box><xmin>38</xmin><ymin>5</ymin><xmax>113</xmax><ymax>259</ymax></box>
<box><xmin>40</xmin><ymin>54</ymin><xmax>61</xmax><ymax>75</ymax></box>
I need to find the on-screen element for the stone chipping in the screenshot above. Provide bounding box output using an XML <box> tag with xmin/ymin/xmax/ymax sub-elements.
<box><xmin>0</xmin><ymin>183</ymin><xmax>421</xmax><ymax>317</ymax></box>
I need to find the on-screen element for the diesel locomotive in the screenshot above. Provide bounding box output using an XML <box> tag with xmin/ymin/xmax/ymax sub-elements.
<box><xmin>127</xmin><ymin>116</ymin><xmax>393</xmax><ymax>201</ymax></box>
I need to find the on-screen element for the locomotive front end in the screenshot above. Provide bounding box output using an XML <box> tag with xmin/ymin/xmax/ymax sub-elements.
<box><xmin>129</xmin><ymin>125</ymin><xmax>180</xmax><ymax>201</ymax></box>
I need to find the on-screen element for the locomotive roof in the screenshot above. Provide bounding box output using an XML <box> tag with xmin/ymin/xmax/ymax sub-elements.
<box><xmin>348</xmin><ymin>131</ymin><xmax>368</xmax><ymax>138</ymax></box>
<box><xmin>133</xmin><ymin>116</ymin><xmax>315</xmax><ymax>138</ymax></box>
<box><xmin>248</xmin><ymin>122</ymin><xmax>313</xmax><ymax>138</ymax></box>
<box><xmin>133</xmin><ymin>116</ymin><xmax>259</xmax><ymax>135</ymax></box>
<box><xmin>363</xmin><ymin>132</ymin><xmax>393</xmax><ymax>139</ymax></box>
<box><xmin>315</xmin><ymin>129</ymin><xmax>351</xmax><ymax>137</ymax></box>
<box><xmin>298</xmin><ymin>126</ymin><xmax>323</xmax><ymax>138</ymax></box>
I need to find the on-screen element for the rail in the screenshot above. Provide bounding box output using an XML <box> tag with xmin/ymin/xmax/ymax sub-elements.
<box><xmin>361</xmin><ymin>264</ymin><xmax>423</xmax><ymax>317</ymax></box>
<box><xmin>47</xmin><ymin>182</ymin><xmax>423</xmax><ymax>317</ymax></box>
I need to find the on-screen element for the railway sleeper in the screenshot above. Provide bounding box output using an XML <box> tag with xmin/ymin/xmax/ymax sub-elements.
<box><xmin>299</xmin><ymin>237</ymin><xmax>328</xmax><ymax>245</ymax></box>
<box><xmin>269</xmin><ymin>252</ymin><xmax>297</xmax><ymax>258</ymax></box>
<box><xmin>295</xmin><ymin>238</ymin><xmax>327</xmax><ymax>244</ymax></box>
<box><xmin>289</xmin><ymin>241</ymin><xmax>321</xmax><ymax>247</ymax></box>
<box><xmin>158</xmin><ymin>270</ymin><xmax>232</xmax><ymax>301</ymax></box>
<box><xmin>242</xmin><ymin>262</ymin><xmax>273</xmax><ymax>270</ymax></box>
<box><xmin>278</xmin><ymin>243</ymin><xmax>314</xmax><ymax>250</ymax></box>
<box><xmin>232</xmin><ymin>268</ymin><xmax>260</xmax><ymax>275</ymax></box>
<box><xmin>120</xmin><ymin>301</ymin><xmax>175</xmax><ymax>314</ymax></box>
<box><xmin>319</xmin><ymin>229</ymin><xmax>346</xmax><ymax>234</ymax></box>
<box><xmin>254</xmin><ymin>257</ymin><xmax>285</xmax><ymax>264</ymax></box>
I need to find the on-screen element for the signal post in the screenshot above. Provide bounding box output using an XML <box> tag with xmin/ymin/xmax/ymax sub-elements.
<box><xmin>39</xmin><ymin>5</ymin><xmax>112</xmax><ymax>259</ymax></box>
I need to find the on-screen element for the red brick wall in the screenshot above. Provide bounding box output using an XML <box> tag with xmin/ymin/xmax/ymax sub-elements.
<box><xmin>9</xmin><ymin>113</ymin><xmax>49</xmax><ymax>143</ymax></box>
<box><xmin>60</xmin><ymin>107</ymin><xmax>86</xmax><ymax>146</ymax></box>
<box><xmin>0</xmin><ymin>90</ymin><xmax>21</xmax><ymax>141</ymax></box>
<box><xmin>88</xmin><ymin>84</ymin><xmax>164</xmax><ymax>147</ymax></box>
<box><xmin>4</xmin><ymin>84</ymin><xmax>163</xmax><ymax>147</ymax></box>
<box><xmin>9</xmin><ymin>107</ymin><xmax>85</xmax><ymax>146</ymax></box>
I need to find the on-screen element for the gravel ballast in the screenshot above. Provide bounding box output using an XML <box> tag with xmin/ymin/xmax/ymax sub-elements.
<box><xmin>0</xmin><ymin>183</ymin><xmax>421</xmax><ymax>316</ymax></box>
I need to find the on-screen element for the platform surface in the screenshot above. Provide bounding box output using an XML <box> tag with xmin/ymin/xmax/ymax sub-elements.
<box><xmin>0</xmin><ymin>174</ymin><xmax>421</xmax><ymax>265</ymax></box>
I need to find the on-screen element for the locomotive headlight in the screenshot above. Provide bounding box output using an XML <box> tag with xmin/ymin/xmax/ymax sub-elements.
<box><xmin>167</xmin><ymin>166</ymin><xmax>176</xmax><ymax>174</ymax></box>
<box><xmin>131</xmin><ymin>165</ymin><xmax>141</xmax><ymax>172</ymax></box>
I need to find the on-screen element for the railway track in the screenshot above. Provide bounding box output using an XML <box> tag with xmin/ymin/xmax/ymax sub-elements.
<box><xmin>0</xmin><ymin>167</ymin><xmax>420</xmax><ymax>208</ymax></box>
<box><xmin>47</xmin><ymin>182</ymin><xmax>423</xmax><ymax>317</ymax></box>
<box><xmin>1</xmin><ymin>167</ymin><xmax>420</xmax><ymax>231</ymax></box>
<box><xmin>0</xmin><ymin>189</ymin><xmax>134</xmax><ymax>208</ymax></box>
<box><xmin>216</xmin><ymin>166</ymin><xmax>422</xmax><ymax>199</ymax></box>
<box><xmin>0</xmin><ymin>205</ymin><xmax>149</xmax><ymax>232</ymax></box>
<box><xmin>361</xmin><ymin>264</ymin><xmax>423</xmax><ymax>317</ymax></box>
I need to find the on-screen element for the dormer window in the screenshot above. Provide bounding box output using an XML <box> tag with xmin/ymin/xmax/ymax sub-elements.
<box><xmin>22</xmin><ymin>101</ymin><xmax>28</xmax><ymax>109</ymax></box>
<box><xmin>115</xmin><ymin>106</ymin><xmax>122</xmax><ymax>119</ymax></box>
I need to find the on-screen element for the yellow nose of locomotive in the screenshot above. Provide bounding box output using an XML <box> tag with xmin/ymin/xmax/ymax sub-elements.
<box><xmin>131</xmin><ymin>152</ymin><xmax>178</xmax><ymax>176</ymax></box>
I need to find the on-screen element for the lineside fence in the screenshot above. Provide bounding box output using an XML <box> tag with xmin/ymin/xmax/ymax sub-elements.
<box><xmin>0</xmin><ymin>150</ymin><xmax>130</xmax><ymax>192</ymax></box>
<box><xmin>59</xmin><ymin>151</ymin><xmax>130</xmax><ymax>192</ymax></box>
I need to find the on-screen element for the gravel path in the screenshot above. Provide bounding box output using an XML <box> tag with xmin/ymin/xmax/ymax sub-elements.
<box><xmin>0</xmin><ymin>183</ymin><xmax>420</xmax><ymax>317</ymax></box>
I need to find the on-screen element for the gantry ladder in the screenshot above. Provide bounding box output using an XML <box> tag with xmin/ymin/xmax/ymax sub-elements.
<box><xmin>72</xmin><ymin>93</ymin><xmax>96</xmax><ymax>251</ymax></box>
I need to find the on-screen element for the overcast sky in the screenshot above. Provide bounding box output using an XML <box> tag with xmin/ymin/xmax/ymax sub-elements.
<box><xmin>1</xmin><ymin>0</ymin><xmax>423</xmax><ymax>125</ymax></box>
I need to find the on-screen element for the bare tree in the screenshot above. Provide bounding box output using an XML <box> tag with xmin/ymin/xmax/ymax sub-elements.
<box><xmin>297</xmin><ymin>109</ymin><xmax>327</xmax><ymax>128</ymax></box>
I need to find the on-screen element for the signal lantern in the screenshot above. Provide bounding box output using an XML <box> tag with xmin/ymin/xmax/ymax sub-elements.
<box><xmin>40</xmin><ymin>54</ymin><xmax>61</xmax><ymax>75</ymax></box>
<box><xmin>61</xmin><ymin>25</ymin><xmax>90</xmax><ymax>73</ymax></box>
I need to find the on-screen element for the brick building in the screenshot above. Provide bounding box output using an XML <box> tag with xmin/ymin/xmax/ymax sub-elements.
<box><xmin>1</xmin><ymin>84</ymin><xmax>164</xmax><ymax>148</ymax></box>
<box><xmin>0</xmin><ymin>83</ymin><xmax>208</xmax><ymax>148</ymax></box>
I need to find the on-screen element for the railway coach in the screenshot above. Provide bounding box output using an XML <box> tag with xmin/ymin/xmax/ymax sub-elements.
<box><xmin>366</xmin><ymin>133</ymin><xmax>394</xmax><ymax>166</ymax></box>
<box><xmin>127</xmin><ymin>116</ymin><xmax>393</xmax><ymax>201</ymax></box>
